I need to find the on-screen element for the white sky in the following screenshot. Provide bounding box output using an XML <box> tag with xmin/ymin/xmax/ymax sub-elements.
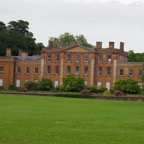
<box><xmin>1</xmin><ymin>0</ymin><xmax>144</xmax><ymax>52</ymax></box>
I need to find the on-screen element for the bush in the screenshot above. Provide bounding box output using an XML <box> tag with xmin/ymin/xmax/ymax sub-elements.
<box><xmin>80</xmin><ymin>89</ymin><xmax>90</xmax><ymax>94</ymax></box>
<box><xmin>18</xmin><ymin>87</ymin><xmax>28</xmax><ymax>92</ymax></box>
<box><xmin>87</xmin><ymin>86</ymin><xmax>107</xmax><ymax>93</ymax></box>
<box><xmin>8</xmin><ymin>83</ymin><xmax>18</xmax><ymax>90</ymax></box>
<box><xmin>114</xmin><ymin>90</ymin><xmax>124</xmax><ymax>96</ymax></box>
<box><xmin>103</xmin><ymin>90</ymin><xmax>112</xmax><ymax>95</ymax></box>
<box><xmin>24</xmin><ymin>81</ymin><xmax>38</xmax><ymax>91</ymax></box>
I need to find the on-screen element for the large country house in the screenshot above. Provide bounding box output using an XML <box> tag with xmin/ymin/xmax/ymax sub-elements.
<box><xmin>0</xmin><ymin>41</ymin><xmax>144</xmax><ymax>89</ymax></box>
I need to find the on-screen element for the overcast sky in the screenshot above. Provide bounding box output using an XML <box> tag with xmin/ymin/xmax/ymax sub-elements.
<box><xmin>1</xmin><ymin>0</ymin><xmax>144</xmax><ymax>52</ymax></box>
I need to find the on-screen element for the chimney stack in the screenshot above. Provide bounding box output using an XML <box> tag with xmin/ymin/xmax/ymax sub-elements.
<box><xmin>48</xmin><ymin>40</ymin><xmax>53</xmax><ymax>49</ymax></box>
<box><xmin>6</xmin><ymin>48</ymin><xmax>11</xmax><ymax>57</ymax></box>
<box><xmin>109</xmin><ymin>42</ymin><xmax>114</xmax><ymax>49</ymax></box>
<box><xmin>96</xmin><ymin>42</ymin><xmax>102</xmax><ymax>49</ymax></box>
<box><xmin>120</xmin><ymin>42</ymin><xmax>124</xmax><ymax>51</ymax></box>
<box><xmin>69</xmin><ymin>41</ymin><xmax>76</xmax><ymax>47</ymax></box>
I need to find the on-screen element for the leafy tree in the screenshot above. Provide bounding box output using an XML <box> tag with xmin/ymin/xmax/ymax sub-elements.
<box><xmin>0</xmin><ymin>20</ymin><xmax>44</xmax><ymax>56</ymax></box>
<box><xmin>128</xmin><ymin>50</ymin><xmax>144</xmax><ymax>62</ymax></box>
<box><xmin>113</xmin><ymin>78</ymin><xmax>141</xmax><ymax>94</ymax></box>
<box><xmin>62</xmin><ymin>74</ymin><xmax>86</xmax><ymax>92</ymax></box>
<box><xmin>50</xmin><ymin>32</ymin><xmax>94</xmax><ymax>48</ymax></box>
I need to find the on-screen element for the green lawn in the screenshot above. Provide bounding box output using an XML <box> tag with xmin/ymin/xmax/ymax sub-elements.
<box><xmin>0</xmin><ymin>94</ymin><xmax>144</xmax><ymax>144</ymax></box>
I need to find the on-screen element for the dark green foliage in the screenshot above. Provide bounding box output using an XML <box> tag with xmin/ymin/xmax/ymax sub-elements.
<box><xmin>0</xmin><ymin>20</ymin><xmax>44</xmax><ymax>56</ymax></box>
<box><xmin>62</xmin><ymin>74</ymin><xmax>86</xmax><ymax>92</ymax></box>
<box><xmin>38</xmin><ymin>78</ymin><xmax>53</xmax><ymax>91</ymax></box>
<box><xmin>128</xmin><ymin>50</ymin><xmax>144</xmax><ymax>62</ymax></box>
<box><xmin>24</xmin><ymin>81</ymin><xmax>38</xmax><ymax>91</ymax></box>
<box><xmin>87</xmin><ymin>86</ymin><xmax>107</xmax><ymax>93</ymax></box>
<box><xmin>113</xmin><ymin>78</ymin><xmax>141</xmax><ymax>94</ymax></box>
<box><xmin>8</xmin><ymin>83</ymin><xmax>18</xmax><ymax>90</ymax></box>
<box><xmin>50</xmin><ymin>32</ymin><xmax>94</xmax><ymax>48</ymax></box>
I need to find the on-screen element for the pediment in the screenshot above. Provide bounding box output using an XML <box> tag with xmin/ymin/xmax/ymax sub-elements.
<box><xmin>62</xmin><ymin>45</ymin><xmax>95</xmax><ymax>53</ymax></box>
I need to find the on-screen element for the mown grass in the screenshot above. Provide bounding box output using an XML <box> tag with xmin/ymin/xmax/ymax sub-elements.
<box><xmin>0</xmin><ymin>94</ymin><xmax>144</xmax><ymax>144</ymax></box>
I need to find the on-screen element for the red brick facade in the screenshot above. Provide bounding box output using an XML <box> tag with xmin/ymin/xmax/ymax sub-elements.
<box><xmin>0</xmin><ymin>42</ymin><xmax>143</xmax><ymax>89</ymax></box>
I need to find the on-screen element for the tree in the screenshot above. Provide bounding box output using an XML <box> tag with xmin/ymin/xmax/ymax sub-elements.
<box><xmin>0</xmin><ymin>20</ymin><xmax>44</xmax><ymax>56</ymax></box>
<box><xmin>49</xmin><ymin>32</ymin><xmax>94</xmax><ymax>48</ymax></box>
<box><xmin>113</xmin><ymin>78</ymin><xmax>141</xmax><ymax>94</ymax></box>
<box><xmin>62</xmin><ymin>74</ymin><xmax>86</xmax><ymax>92</ymax></box>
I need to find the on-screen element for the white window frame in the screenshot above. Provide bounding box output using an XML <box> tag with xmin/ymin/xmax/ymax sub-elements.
<box><xmin>55</xmin><ymin>54</ymin><xmax>60</xmax><ymax>62</ymax></box>
<box><xmin>54</xmin><ymin>80</ymin><xmax>59</xmax><ymax>88</ymax></box>
<box><xmin>97</xmin><ymin>67</ymin><xmax>102</xmax><ymax>76</ymax></box>
<box><xmin>84</xmin><ymin>54</ymin><xmax>89</xmax><ymax>62</ymax></box>
<box><xmin>106</xmin><ymin>67</ymin><xmax>111</xmax><ymax>76</ymax></box>
<box><xmin>66</xmin><ymin>66</ymin><xmax>71</xmax><ymax>74</ymax></box>
<box><xmin>47</xmin><ymin>66</ymin><xmax>51</xmax><ymax>74</ymax></box>
<box><xmin>47</xmin><ymin>54</ymin><xmax>51</xmax><ymax>62</ymax></box>
<box><xmin>34</xmin><ymin>67</ymin><xmax>38</xmax><ymax>74</ymax></box>
<box><xmin>97</xmin><ymin>82</ymin><xmax>101</xmax><ymax>87</ymax></box>
<box><xmin>25</xmin><ymin>67</ymin><xmax>30</xmax><ymax>74</ymax></box>
<box><xmin>106</xmin><ymin>82</ymin><xmax>110</xmax><ymax>90</ymax></box>
<box><xmin>67</xmin><ymin>54</ymin><xmax>71</xmax><ymax>62</ymax></box>
<box><xmin>98</xmin><ymin>55</ymin><xmax>102</xmax><ymax>63</ymax></box>
<box><xmin>55</xmin><ymin>66</ymin><xmax>59</xmax><ymax>74</ymax></box>
<box><xmin>75</xmin><ymin>54</ymin><xmax>80</xmax><ymax>62</ymax></box>
<box><xmin>129</xmin><ymin>69</ymin><xmax>133</xmax><ymax>76</ymax></box>
<box><xmin>84</xmin><ymin>66</ymin><xmax>88</xmax><ymax>75</ymax></box>
<box><xmin>138</xmin><ymin>69</ymin><xmax>142</xmax><ymax>76</ymax></box>
<box><xmin>0</xmin><ymin>79</ymin><xmax>3</xmax><ymax>86</ymax></box>
<box><xmin>75</xmin><ymin>66</ymin><xmax>80</xmax><ymax>75</ymax></box>
<box><xmin>16</xmin><ymin>79</ymin><xmax>20</xmax><ymax>87</ymax></box>
<box><xmin>119</xmin><ymin>69</ymin><xmax>124</xmax><ymax>76</ymax></box>
<box><xmin>107</xmin><ymin>55</ymin><xmax>111</xmax><ymax>62</ymax></box>
<box><xmin>0</xmin><ymin>67</ymin><xmax>4</xmax><ymax>73</ymax></box>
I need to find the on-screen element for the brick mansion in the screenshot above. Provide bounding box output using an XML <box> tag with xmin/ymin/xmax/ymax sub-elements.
<box><xmin>0</xmin><ymin>41</ymin><xmax>144</xmax><ymax>89</ymax></box>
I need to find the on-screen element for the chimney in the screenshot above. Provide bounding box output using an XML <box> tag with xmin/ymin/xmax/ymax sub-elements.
<box><xmin>109</xmin><ymin>42</ymin><xmax>114</xmax><ymax>49</ymax></box>
<box><xmin>6</xmin><ymin>48</ymin><xmax>11</xmax><ymax>57</ymax></box>
<box><xmin>58</xmin><ymin>41</ymin><xmax>63</xmax><ymax>48</ymax></box>
<box><xmin>96</xmin><ymin>42</ymin><xmax>102</xmax><ymax>49</ymax></box>
<box><xmin>69</xmin><ymin>41</ymin><xmax>76</xmax><ymax>47</ymax></box>
<box><xmin>120</xmin><ymin>42</ymin><xmax>124</xmax><ymax>51</ymax></box>
<box><xmin>48</xmin><ymin>40</ymin><xmax>53</xmax><ymax>49</ymax></box>
<box><xmin>21</xmin><ymin>51</ymin><xmax>28</xmax><ymax>57</ymax></box>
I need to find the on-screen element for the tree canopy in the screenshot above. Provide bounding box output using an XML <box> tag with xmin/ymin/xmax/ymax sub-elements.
<box><xmin>0</xmin><ymin>20</ymin><xmax>44</xmax><ymax>56</ymax></box>
<box><xmin>128</xmin><ymin>50</ymin><xmax>144</xmax><ymax>62</ymax></box>
<box><xmin>50</xmin><ymin>32</ymin><xmax>94</xmax><ymax>48</ymax></box>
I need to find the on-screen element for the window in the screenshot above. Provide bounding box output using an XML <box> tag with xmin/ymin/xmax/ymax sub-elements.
<box><xmin>66</xmin><ymin>66</ymin><xmax>71</xmax><ymax>74</ymax></box>
<box><xmin>25</xmin><ymin>67</ymin><xmax>30</xmax><ymax>74</ymax></box>
<box><xmin>55</xmin><ymin>66</ymin><xmax>59</xmax><ymax>74</ymax></box>
<box><xmin>34</xmin><ymin>67</ymin><xmax>38</xmax><ymax>74</ymax></box>
<box><xmin>106</xmin><ymin>82</ymin><xmax>110</xmax><ymax>90</ymax></box>
<box><xmin>75</xmin><ymin>54</ymin><xmax>80</xmax><ymax>62</ymax></box>
<box><xmin>17</xmin><ymin>67</ymin><xmax>21</xmax><ymax>73</ymax></box>
<box><xmin>47</xmin><ymin>54</ymin><xmax>51</xmax><ymax>61</ymax></box>
<box><xmin>129</xmin><ymin>69</ymin><xmax>133</xmax><ymax>76</ymax></box>
<box><xmin>75</xmin><ymin>66</ymin><xmax>80</xmax><ymax>75</ymax></box>
<box><xmin>0</xmin><ymin>67</ymin><xmax>3</xmax><ymax>73</ymax></box>
<box><xmin>107</xmin><ymin>55</ymin><xmax>111</xmax><ymax>62</ymax></box>
<box><xmin>106</xmin><ymin>67</ymin><xmax>111</xmax><ymax>76</ymax></box>
<box><xmin>67</xmin><ymin>54</ymin><xmax>71</xmax><ymax>62</ymax></box>
<box><xmin>84</xmin><ymin>81</ymin><xmax>88</xmax><ymax>85</ymax></box>
<box><xmin>119</xmin><ymin>69</ymin><xmax>124</xmax><ymax>76</ymax></box>
<box><xmin>84</xmin><ymin>54</ymin><xmax>89</xmax><ymax>62</ymax></box>
<box><xmin>54</xmin><ymin>80</ymin><xmax>58</xmax><ymax>88</ymax></box>
<box><xmin>0</xmin><ymin>79</ymin><xmax>3</xmax><ymax>86</ymax></box>
<box><xmin>97</xmin><ymin>67</ymin><xmax>102</xmax><ymax>76</ymax></box>
<box><xmin>98</xmin><ymin>55</ymin><xmax>102</xmax><ymax>63</ymax></box>
<box><xmin>138</xmin><ymin>69</ymin><xmax>142</xmax><ymax>76</ymax></box>
<box><xmin>16</xmin><ymin>79</ymin><xmax>20</xmax><ymax>87</ymax></box>
<box><xmin>47</xmin><ymin>66</ymin><xmax>51</xmax><ymax>74</ymax></box>
<box><xmin>84</xmin><ymin>66</ymin><xmax>88</xmax><ymax>75</ymax></box>
<box><xmin>97</xmin><ymin>82</ymin><xmax>101</xmax><ymax>87</ymax></box>
<box><xmin>55</xmin><ymin>54</ymin><xmax>60</xmax><ymax>62</ymax></box>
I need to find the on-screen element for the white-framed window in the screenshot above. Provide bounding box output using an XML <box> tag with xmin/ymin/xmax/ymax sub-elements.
<box><xmin>84</xmin><ymin>66</ymin><xmax>88</xmax><ymax>75</ymax></box>
<box><xmin>0</xmin><ymin>79</ymin><xmax>3</xmax><ymax>86</ymax></box>
<box><xmin>47</xmin><ymin>66</ymin><xmax>51</xmax><ymax>74</ymax></box>
<box><xmin>34</xmin><ymin>67</ymin><xmax>38</xmax><ymax>74</ymax></box>
<box><xmin>106</xmin><ymin>67</ymin><xmax>111</xmax><ymax>76</ymax></box>
<box><xmin>138</xmin><ymin>69</ymin><xmax>142</xmax><ymax>76</ymax></box>
<box><xmin>47</xmin><ymin>54</ymin><xmax>51</xmax><ymax>62</ymax></box>
<box><xmin>75</xmin><ymin>54</ymin><xmax>80</xmax><ymax>62</ymax></box>
<box><xmin>0</xmin><ymin>67</ymin><xmax>4</xmax><ymax>73</ymax></box>
<box><xmin>55</xmin><ymin>54</ymin><xmax>60</xmax><ymax>62</ymax></box>
<box><xmin>55</xmin><ymin>66</ymin><xmax>59</xmax><ymax>74</ymax></box>
<box><xmin>84</xmin><ymin>54</ymin><xmax>89</xmax><ymax>62</ymax></box>
<box><xmin>25</xmin><ymin>67</ymin><xmax>30</xmax><ymax>74</ymax></box>
<box><xmin>84</xmin><ymin>81</ymin><xmax>88</xmax><ymax>85</ymax></box>
<box><xmin>66</xmin><ymin>66</ymin><xmax>71</xmax><ymax>74</ymax></box>
<box><xmin>67</xmin><ymin>54</ymin><xmax>71</xmax><ymax>62</ymax></box>
<box><xmin>75</xmin><ymin>66</ymin><xmax>80</xmax><ymax>75</ymax></box>
<box><xmin>98</xmin><ymin>55</ymin><xmax>102</xmax><ymax>63</ymax></box>
<box><xmin>97</xmin><ymin>81</ymin><xmax>101</xmax><ymax>87</ymax></box>
<box><xmin>119</xmin><ymin>69</ymin><xmax>124</xmax><ymax>76</ymax></box>
<box><xmin>106</xmin><ymin>82</ymin><xmax>110</xmax><ymax>90</ymax></box>
<box><xmin>107</xmin><ymin>55</ymin><xmax>111</xmax><ymax>62</ymax></box>
<box><xmin>129</xmin><ymin>69</ymin><xmax>133</xmax><ymax>76</ymax></box>
<box><xmin>16</xmin><ymin>79</ymin><xmax>20</xmax><ymax>87</ymax></box>
<box><xmin>97</xmin><ymin>67</ymin><xmax>102</xmax><ymax>76</ymax></box>
<box><xmin>17</xmin><ymin>67</ymin><xmax>21</xmax><ymax>73</ymax></box>
<box><xmin>54</xmin><ymin>80</ymin><xmax>58</xmax><ymax>88</ymax></box>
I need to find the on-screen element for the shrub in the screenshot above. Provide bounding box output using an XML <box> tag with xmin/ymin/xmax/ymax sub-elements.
<box><xmin>114</xmin><ymin>90</ymin><xmax>124</xmax><ymax>96</ymax></box>
<box><xmin>18</xmin><ymin>87</ymin><xmax>28</xmax><ymax>92</ymax></box>
<box><xmin>24</xmin><ymin>81</ymin><xmax>38</xmax><ymax>90</ymax></box>
<box><xmin>87</xmin><ymin>86</ymin><xmax>107</xmax><ymax>93</ymax></box>
<box><xmin>8</xmin><ymin>83</ymin><xmax>18</xmax><ymax>90</ymax></box>
<box><xmin>103</xmin><ymin>90</ymin><xmax>112</xmax><ymax>95</ymax></box>
<box><xmin>80</xmin><ymin>89</ymin><xmax>90</xmax><ymax>94</ymax></box>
